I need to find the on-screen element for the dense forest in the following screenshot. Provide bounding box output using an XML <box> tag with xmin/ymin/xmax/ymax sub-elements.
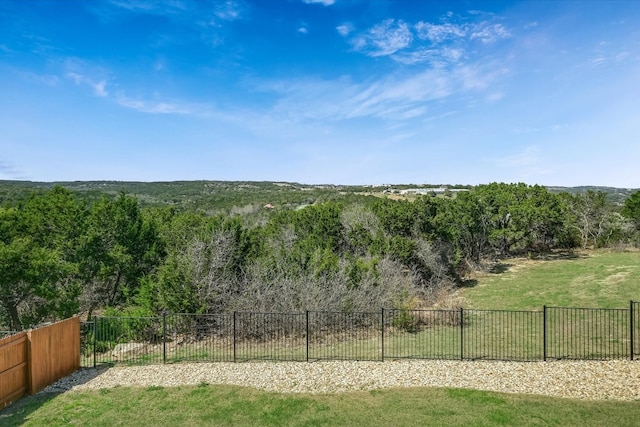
<box><xmin>1</xmin><ymin>181</ymin><xmax>639</xmax><ymax>331</ymax></box>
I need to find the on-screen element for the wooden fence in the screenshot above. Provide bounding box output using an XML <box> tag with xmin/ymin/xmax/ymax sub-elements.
<box><xmin>0</xmin><ymin>332</ymin><xmax>28</xmax><ymax>409</ymax></box>
<box><xmin>0</xmin><ymin>317</ymin><xmax>80</xmax><ymax>409</ymax></box>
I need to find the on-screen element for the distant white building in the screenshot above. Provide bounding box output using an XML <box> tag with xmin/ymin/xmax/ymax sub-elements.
<box><xmin>401</xmin><ymin>188</ymin><xmax>467</xmax><ymax>195</ymax></box>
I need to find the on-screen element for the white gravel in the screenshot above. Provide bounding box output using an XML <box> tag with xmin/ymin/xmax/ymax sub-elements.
<box><xmin>41</xmin><ymin>360</ymin><xmax>640</xmax><ymax>401</ymax></box>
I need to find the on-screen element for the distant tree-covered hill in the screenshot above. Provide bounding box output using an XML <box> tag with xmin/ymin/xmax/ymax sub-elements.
<box><xmin>0</xmin><ymin>180</ymin><xmax>375</xmax><ymax>213</ymax></box>
<box><xmin>0</xmin><ymin>180</ymin><xmax>636</xmax><ymax>211</ymax></box>
<box><xmin>546</xmin><ymin>186</ymin><xmax>638</xmax><ymax>205</ymax></box>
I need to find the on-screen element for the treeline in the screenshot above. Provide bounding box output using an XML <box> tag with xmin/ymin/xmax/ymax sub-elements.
<box><xmin>1</xmin><ymin>183</ymin><xmax>639</xmax><ymax>330</ymax></box>
<box><xmin>0</xmin><ymin>180</ymin><xmax>372</xmax><ymax>213</ymax></box>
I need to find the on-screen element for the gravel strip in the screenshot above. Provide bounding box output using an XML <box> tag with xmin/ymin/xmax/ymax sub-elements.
<box><xmin>42</xmin><ymin>360</ymin><xmax>640</xmax><ymax>401</ymax></box>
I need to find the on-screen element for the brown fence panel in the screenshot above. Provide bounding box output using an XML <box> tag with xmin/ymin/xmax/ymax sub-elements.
<box><xmin>27</xmin><ymin>317</ymin><xmax>80</xmax><ymax>394</ymax></box>
<box><xmin>0</xmin><ymin>332</ymin><xmax>29</xmax><ymax>409</ymax></box>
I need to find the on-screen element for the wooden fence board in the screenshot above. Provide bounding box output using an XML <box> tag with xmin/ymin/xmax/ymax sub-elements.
<box><xmin>28</xmin><ymin>317</ymin><xmax>80</xmax><ymax>394</ymax></box>
<box><xmin>0</xmin><ymin>332</ymin><xmax>29</xmax><ymax>409</ymax></box>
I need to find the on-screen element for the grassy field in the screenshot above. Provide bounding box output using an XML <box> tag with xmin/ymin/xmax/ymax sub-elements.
<box><xmin>3</xmin><ymin>384</ymin><xmax>640</xmax><ymax>427</ymax></box>
<box><xmin>461</xmin><ymin>250</ymin><xmax>640</xmax><ymax>310</ymax></box>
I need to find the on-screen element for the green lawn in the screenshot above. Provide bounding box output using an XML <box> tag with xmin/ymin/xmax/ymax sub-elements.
<box><xmin>3</xmin><ymin>385</ymin><xmax>640</xmax><ymax>427</ymax></box>
<box><xmin>461</xmin><ymin>250</ymin><xmax>640</xmax><ymax>310</ymax></box>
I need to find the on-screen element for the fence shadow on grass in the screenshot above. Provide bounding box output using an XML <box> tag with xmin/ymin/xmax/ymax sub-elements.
<box><xmin>0</xmin><ymin>392</ymin><xmax>59</xmax><ymax>427</ymax></box>
<box><xmin>0</xmin><ymin>364</ymin><xmax>110</xmax><ymax>426</ymax></box>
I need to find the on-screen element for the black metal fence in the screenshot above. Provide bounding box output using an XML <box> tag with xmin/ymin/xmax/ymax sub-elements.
<box><xmin>81</xmin><ymin>302</ymin><xmax>640</xmax><ymax>367</ymax></box>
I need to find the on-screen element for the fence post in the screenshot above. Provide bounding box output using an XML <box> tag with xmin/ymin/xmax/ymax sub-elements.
<box><xmin>460</xmin><ymin>307</ymin><xmax>464</xmax><ymax>360</ymax></box>
<box><xmin>381</xmin><ymin>308</ymin><xmax>385</xmax><ymax>362</ymax></box>
<box><xmin>631</xmin><ymin>301</ymin><xmax>634</xmax><ymax>361</ymax></box>
<box><xmin>543</xmin><ymin>305</ymin><xmax>547</xmax><ymax>361</ymax></box>
<box><xmin>233</xmin><ymin>312</ymin><xmax>237</xmax><ymax>363</ymax></box>
<box><xmin>93</xmin><ymin>317</ymin><xmax>97</xmax><ymax>368</ymax></box>
<box><xmin>162</xmin><ymin>312</ymin><xmax>167</xmax><ymax>364</ymax></box>
<box><xmin>306</xmin><ymin>311</ymin><xmax>309</xmax><ymax>362</ymax></box>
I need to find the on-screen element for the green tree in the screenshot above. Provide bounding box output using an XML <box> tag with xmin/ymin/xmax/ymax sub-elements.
<box><xmin>622</xmin><ymin>190</ymin><xmax>640</xmax><ymax>231</ymax></box>
<box><xmin>474</xmin><ymin>183</ymin><xmax>566</xmax><ymax>255</ymax></box>
<box><xmin>370</xmin><ymin>198</ymin><xmax>415</xmax><ymax>237</ymax></box>
<box><xmin>80</xmin><ymin>193</ymin><xmax>164</xmax><ymax>318</ymax></box>
<box><xmin>433</xmin><ymin>192</ymin><xmax>489</xmax><ymax>267</ymax></box>
<box><xmin>264</xmin><ymin>203</ymin><xmax>344</xmax><ymax>273</ymax></box>
<box><xmin>0</xmin><ymin>187</ymin><xmax>86</xmax><ymax>329</ymax></box>
<box><xmin>0</xmin><ymin>236</ymin><xmax>61</xmax><ymax>329</ymax></box>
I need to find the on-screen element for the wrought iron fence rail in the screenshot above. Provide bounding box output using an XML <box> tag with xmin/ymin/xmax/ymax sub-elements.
<box><xmin>80</xmin><ymin>302</ymin><xmax>640</xmax><ymax>367</ymax></box>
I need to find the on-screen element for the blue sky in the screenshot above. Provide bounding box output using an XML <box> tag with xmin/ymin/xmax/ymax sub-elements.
<box><xmin>1</xmin><ymin>0</ymin><xmax>639</xmax><ymax>187</ymax></box>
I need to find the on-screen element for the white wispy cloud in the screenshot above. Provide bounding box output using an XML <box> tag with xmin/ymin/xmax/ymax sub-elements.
<box><xmin>213</xmin><ymin>0</ymin><xmax>243</xmax><ymax>20</ymax></box>
<box><xmin>259</xmin><ymin>59</ymin><xmax>503</xmax><ymax>124</ymax></box>
<box><xmin>350</xmin><ymin>19</ymin><xmax>413</xmax><ymax>57</ymax></box>
<box><xmin>392</xmin><ymin>48</ymin><xmax>443</xmax><ymax>66</ymax></box>
<box><xmin>64</xmin><ymin>57</ymin><xmax>118</xmax><ymax>98</ymax></box>
<box><xmin>17</xmin><ymin>70</ymin><xmax>60</xmax><ymax>86</ymax></box>
<box><xmin>93</xmin><ymin>80</ymin><xmax>109</xmax><ymax>97</ymax></box>
<box><xmin>302</xmin><ymin>0</ymin><xmax>335</xmax><ymax>6</ymax></box>
<box><xmin>349</xmin><ymin>12</ymin><xmax>511</xmax><ymax>69</ymax></box>
<box><xmin>66</xmin><ymin>72</ymin><xmax>110</xmax><ymax>97</ymax></box>
<box><xmin>106</xmin><ymin>0</ymin><xmax>245</xmax><ymax>22</ymax></box>
<box><xmin>415</xmin><ymin>22</ymin><xmax>466</xmax><ymax>43</ymax></box>
<box><xmin>454</xmin><ymin>64</ymin><xmax>506</xmax><ymax>91</ymax></box>
<box><xmin>336</xmin><ymin>23</ymin><xmax>354</xmax><ymax>37</ymax></box>
<box><xmin>100</xmin><ymin>0</ymin><xmax>245</xmax><ymax>47</ymax></box>
<box><xmin>470</xmin><ymin>23</ymin><xmax>510</xmax><ymax>43</ymax></box>
<box><xmin>63</xmin><ymin>59</ymin><xmax>206</xmax><ymax>115</ymax></box>
<box><xmin>588</xmin><ymin>49</ymin><xmax>632</xmax><ymax>67</ymax></box>
<box><xmin>106</xmin><ymin>0</ymin><xmax>187</xmax><ymax>16</ymax></box>
<box><xmin>615</xmin><ymin>52</ymin><xmax>630</xmax><ymax>61</ymax></box>
<box><xmin>114</xmin><ymin>92</ymin><xmax>194</xmax><ymax>114</ymax></box>
<box><xmin>392</xmin><ymin>46</ymin><xmax>464</xmax><ymax>66</ymax></box>
<box><xmin>442</xmin><ymin>47</ymin><xmax>464</xmax><ymax>61</ymax></box>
